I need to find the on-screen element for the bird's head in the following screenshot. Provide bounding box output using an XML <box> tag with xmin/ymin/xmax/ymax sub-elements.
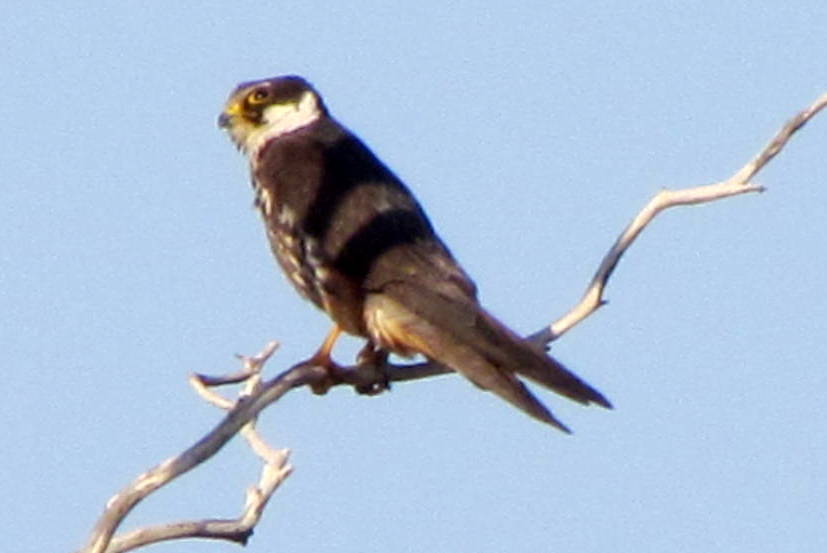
<box><xmin>218</xmin><ymin>75</ymin><xmax>326</xmax><ymax>155</ymax></box>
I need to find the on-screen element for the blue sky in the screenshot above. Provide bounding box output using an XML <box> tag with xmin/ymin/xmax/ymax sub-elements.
<box><xmin>2</xmin><ymin>3</ymin><xmax>826</xmax><ymax>553</ymax></box>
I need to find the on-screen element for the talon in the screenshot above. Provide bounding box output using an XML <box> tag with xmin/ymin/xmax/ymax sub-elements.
<box><xmin>354</xmin><ymin>342</ymin><xmax>391</xmax><ymax>395</ymax></box>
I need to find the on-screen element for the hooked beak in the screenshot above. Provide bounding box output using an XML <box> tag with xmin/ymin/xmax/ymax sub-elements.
<box><xmin>218</xmin><ymin>102</ymin><xmax>242</xmax><ymax>129</ymax></box>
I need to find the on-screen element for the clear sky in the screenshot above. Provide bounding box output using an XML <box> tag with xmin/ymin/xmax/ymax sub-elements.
<box><xmin>2</xmin><ymin>3</ymin><xmax>826</xmax><ymax>553</ymax></box>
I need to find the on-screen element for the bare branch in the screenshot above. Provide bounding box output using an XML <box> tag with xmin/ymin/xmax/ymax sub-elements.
<box><xmin>79</xmin><ymin>342</ymin><xmax>318</xmax><ymax>553</ymax></box>
<box><xmin>100</xmin><ymin>458</ymin><xmax>291</xmax><ymax>553</ymax></box>
<box><xmin>529</xmin><ymin>91</ymin><xmax>827</xmax><ymax>346</ymax></box>
<box><xmin>101</xmin><ymin>357</ymin><xmax>295</xmax><ymax>553</ymax></box>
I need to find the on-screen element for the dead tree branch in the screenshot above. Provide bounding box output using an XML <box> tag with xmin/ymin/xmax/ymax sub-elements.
<box><xmin>78</xmin><ymin>91</ymin><xmax>827</xmax><ymax>553</ymax></box>
<box><xmin>529</xmin><ymin>91</ymin><xmax>827</xmax><ymax>345</ymax></box>
<box><xmin>78</xmin><ymin>342</ymin><xmax>309</xmax><ymax>553</ymax></box>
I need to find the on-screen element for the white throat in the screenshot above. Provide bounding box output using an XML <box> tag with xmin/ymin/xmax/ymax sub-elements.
<box><xmin>244</xmin><ymin>91</ymin><xmax>322</xmax><ymax>157</ymax></box>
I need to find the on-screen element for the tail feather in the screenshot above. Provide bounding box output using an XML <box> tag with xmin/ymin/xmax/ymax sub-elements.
<box><xmin>471</xmin><ymin>309</ymin><xmax>612</xmax><ymax>408</ymax></box>
<box><xmin>411</xmin><ymin>324</ymin><xmax>574</xmax><ymax>432</ymax></box>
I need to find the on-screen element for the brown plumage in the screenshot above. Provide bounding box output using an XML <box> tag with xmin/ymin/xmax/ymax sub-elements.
<box><xmin>219</xmin><ymin>75</ymin><xmax>610</xmax><ymax>431</ymax></box>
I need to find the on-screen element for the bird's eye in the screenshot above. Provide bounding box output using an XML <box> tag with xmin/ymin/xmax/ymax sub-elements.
<box><xmin>248</xmin><ymin>88</ymin><xmax>269</xmax><ymax>104</ymax></box>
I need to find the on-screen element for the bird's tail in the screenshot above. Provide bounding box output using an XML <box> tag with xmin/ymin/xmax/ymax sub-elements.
<box><xmin>366</xmin><ymin>286</ymin><xmax>611</xmax><ymax>432</ymax></box>
<box><xmin>472</xmin><ymin>307</ymin><xmax>612</xmax><ymax>409</ymax></box>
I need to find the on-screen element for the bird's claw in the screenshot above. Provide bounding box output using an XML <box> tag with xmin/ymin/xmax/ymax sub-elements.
<box><xmin>302</xmin><ymin>351</ymin><xmax>343</xmax><ymax>395</ymax></box>
<box><xmin>309</xmin><ymin>373</ymin><xmax>337</xmax><ymax>395</ymax></box>
<box><xmin>353</xmin><ymin>343</ymin><xmax>391</xmax><ymax>395</ymax></box>
<box><xmin>353</xmin><ymin>366</ymin><xmax>390</xmax><ymax>396</ymax></box>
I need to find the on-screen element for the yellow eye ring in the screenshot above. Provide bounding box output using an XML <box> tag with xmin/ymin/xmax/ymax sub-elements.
<box><xmin>248</xmin><ymin>88</ymin><xmax>269</xmax><ymax>104</ymax></box>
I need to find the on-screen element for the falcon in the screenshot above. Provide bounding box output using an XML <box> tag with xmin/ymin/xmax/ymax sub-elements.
<box><xmin>218</xmin><ymin>75</ymin><xmax>610</xmax><ymax>431</ymax></box>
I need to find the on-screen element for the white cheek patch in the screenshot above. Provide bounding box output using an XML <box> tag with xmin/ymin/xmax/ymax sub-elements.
<box><xmin>244</xmin><ymin>91</ymin><xmax>322</xmax><ymax>156</ymax></box>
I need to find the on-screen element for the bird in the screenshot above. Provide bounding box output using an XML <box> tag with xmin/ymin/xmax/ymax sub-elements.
<box><xmin>218</xmin><ymin>75</ymin><xmax>610</xmax><ymax>432</ymax></box>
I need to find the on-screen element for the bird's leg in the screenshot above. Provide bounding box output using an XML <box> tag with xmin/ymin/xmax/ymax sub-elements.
<box><xmin>353</xmin><ymin>341</ymin><xmax>391</xmax><ymax>395</ymax></box>
<box><xmin>305</xmin><ymin>325</ymin><xmax>343</xmax><ymax>395</ymax></box>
